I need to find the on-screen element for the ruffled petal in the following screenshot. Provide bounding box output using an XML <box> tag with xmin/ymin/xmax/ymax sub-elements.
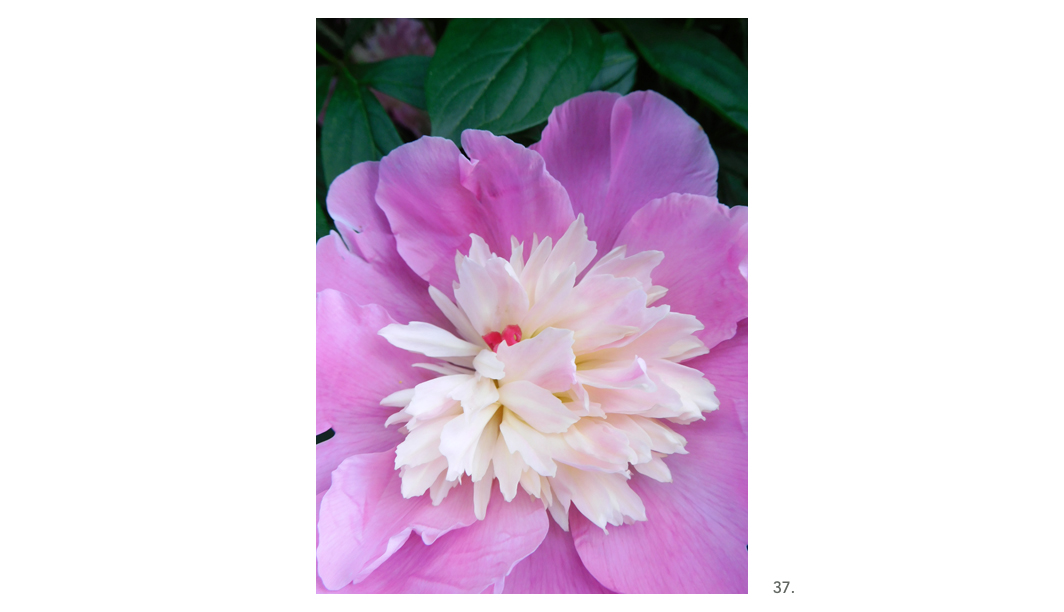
<box><xmin>440</xmin><ymin>403</ymin><xmax>501</xmax><ymax>480</ymax></box>
<box><xmin>453</xmin><ymin>255</ymin><xmax>530</xmax><ymax>337</ymax></box>
<box><xmin>551</xmin><ymin>464</ymin><xmax>645</xmax><ymax>529</ymax></box>
<box><xmin>375</xmin><ymin>134</ymin><xmax>576</xmax><ymax>298</ymax></box>
<box><xmin>577</xmin><ymin>357</ymin><xmax>655</xmax><ymax>391</ymax></box>
<box><xmin>324</xmin><ymin>480</ymin><xmax>549</xmax><ymax>593</ymax></box>
<box><xmin>317</xmin><ymin>233</ymin><xmax>447</xmax><ymax>328</ymax></box>
<box><xmin>531</xmin><ymin>91</ymin><xmax>619</xmax><ymax>244</ymax></box>
<box><xmin>496</xmin><ymin>327</ymin><xmax>577</xmax><ymax>392</ymax></box>
<box><xmin>375</xmin><ymin>136</ymin><xmax>489</xmax><ymax>294</ymax></box>
<box><xmin>325</xmin><ymin>161</ymin><xmax>393</xmax><ymax>263</ymax></box>
<box><xmin>317</xmin><ymin>431</ymin><xmax>381</xmax><ymax>495</ymax></box>
<box><xmin>616</xmin><ymin>193</ymin><xmax>747</xmax><ymax>351</ymax></box>
<box><xmin>317</xmin><ymin>161</ymin><xmax>447</xmax><ymax>327</ymax></box>
<box><xmin>316</xmin><ymin>291</ymin><xmax>435</xmax><ymax>490</ymax></box>
<box><xmin>460</xmin><ymin>130</ymin><xmax>575</xmax><ymax>254</ymax></box>
<box><xmin>533</xmin><ymin>90</ymin><xmax>719</xmax><ymax>252</ymax></box>
<box><xmin>538</xmin><ymin>274</ymin><xmax>648</xmax><ymax>354</ymax></box>
<box><xmin>570</xmin><ymin>381</ymin><xmax>747</xmax><ymax>593</ymax></box>
<box><xmin>316</xmin><ymin>451</ymin><xmax>477</xmax><ymax>591</ymax></box>
<box><xmin>552</xmin><ymin>418</ymin><xmax>633</xmax><ymax>473</ymax></box>
<box><xmin>684</xmin><ymin>319</ymin><xmax>747</xmax><ymax>436</ymax></box>
<box><xmin>379</xmin><ymin>321</ymin><xmax>482</xmax><ymax>358</ymax></box>
<box><xmin>497</xmin><ymin>381</ymin><xmax>579</xmax><ymax>434</ymax></box>
<box><xmin>316</xmin><ymin>405</ymin><xmax>330</xmax><ymax>437</ymax></box>
<box><xmin>502</xmin><ymin>519</ymin><xmax>613</xmax><ymax>593</ymax></box>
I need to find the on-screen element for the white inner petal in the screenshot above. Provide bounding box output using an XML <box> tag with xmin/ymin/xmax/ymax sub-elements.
<box><xmin>377</xmin><ymin>215</ymin><xmax>720</xmax><ymax>530</ymax></box>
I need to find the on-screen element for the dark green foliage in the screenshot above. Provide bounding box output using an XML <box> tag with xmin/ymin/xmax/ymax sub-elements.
<box><xmin>589</xmin><ymin>32</ymin><xmax>637</xmax><ymax>94</ymax></box>
<box><xmin>314</xmin><ymin>17</ymin><xmax>748</xmax><ymax>246</ymax></box>
<box><xmin>316</xmin><ymin>135</ymin><xmax>335</xmax><ymax>241</ymax></box>
<box><xmin>316</xmin><ymin>66</ymin><xmax>334</xmax><ymax>120</ymax></box>
<box><xmin>619</xmin><ymin>19</ymin><xmax>748</xmax><ymax>131</ymax></box>
<box><xmin>354</xmin><ymin>56</ymin><xmax>430</xmax><ymax>110</ymax></box>
<box><xmin>426</xmin><ymin>18</ymin><xmax>604</xmax><ymax>142</ymax></box>
<box><xmin>320</xmin><ymin>72</ymin><xmax>402</xmax><ymax>186</ymax></box>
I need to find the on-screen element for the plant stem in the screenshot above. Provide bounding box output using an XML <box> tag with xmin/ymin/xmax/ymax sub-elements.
<box><xmin>316</xmin><ymin>44</ymin><xmax>344</xmax><ymax>67</ymax></box>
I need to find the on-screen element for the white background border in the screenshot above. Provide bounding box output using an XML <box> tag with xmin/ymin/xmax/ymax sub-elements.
<box><xmin>3</xmin><ymin>4</ymin><xmax>1061</xmax><ymax>609</ymax></box>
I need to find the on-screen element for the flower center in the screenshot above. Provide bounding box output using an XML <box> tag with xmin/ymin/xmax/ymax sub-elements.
<box><xmin>378</xmin><ymin>215</ymin><xmax>720</xmax><ymax>531</ymax></box>
<box><xmin>482</xmin><ymin>325</ymin><xmax>522</xmax><ymax>352</ymax></box>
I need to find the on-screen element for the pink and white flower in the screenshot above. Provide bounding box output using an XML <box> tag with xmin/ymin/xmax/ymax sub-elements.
<box><xmin>316</xmin><ymin>90</ymin><xmax>748</xmax><ymax>593</ymax></box>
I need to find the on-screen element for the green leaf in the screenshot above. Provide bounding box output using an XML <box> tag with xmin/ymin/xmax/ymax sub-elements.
<box><xmin>356</xmin><ymin>56</ymin><xmax>430</xmax><ymax>110</ymax></box>
<box><xmin>719</xmin><ymin>170</ymin><xmax>748</xmax><ymax>208</ymax></box>
<box><xmin>317</xmin><ymin>136</ymin><xmax>328</xmax><ymax>205</ymax></box>
<box><xmin>621</xmin><ymin>19</ymin><xmax>748</xmax><ymax>131</ymax></box>
<box><xmin>320</xmin><ymin>72</ymin><xmax>403</xmax><ymax>186</ymax></box>
<box><xmin>427</xmin><ymin>18</ymin><xmax>604</xmax><ymax>142</ymax></box>
<box><xmin>715</xmin><ymin>148</ymin><xmax>748</xmax><ymax>207</ymax></box>
<box><xmin>317</xmin><ymin>200</ymin><xmax>332</xmax><ymax>240</ymax></box>
<box><xmin>589</xmin><ymin>32</ymin><xmax>637</xmax><ymax>94</ymax></box>
<box><xmin>316</xmin><ymin>66</ymin><xmax>335</xmax><ymax>121</ymax></box>
<box><xmin>317</xmin><ymin>137</ymin><xmax>336</xmax><ymax>240</ymax></box>
<box><xmin>364</xmin><ymin>88</ymin><xmax>403</xmax><ymax>153</ymax></box>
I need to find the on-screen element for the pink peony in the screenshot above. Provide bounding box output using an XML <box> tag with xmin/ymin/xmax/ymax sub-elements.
<box><xmin>316</xmin><ymin>90</ymin><xmax>748</xmax><ymax>594</ymax></box>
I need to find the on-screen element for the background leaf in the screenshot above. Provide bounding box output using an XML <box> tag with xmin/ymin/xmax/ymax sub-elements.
<box><xmin>316</xmin><ymin>66</ymin><xmax>334</xmax><ymax>121</ymax></box>
<box><xmin>364</xmin><ymin>88</ymin><xmax>404</xmax><ymax>154</ymax></box>
<box><xmin>320</xmin><ymin>73</ymin><xmax>403</xmax><ymax>186</ymax></box>
<box><xmin>621</xmin><ymin>19</ymin><xmax>748</xmax><ymax>131</ymax></box>
<box><xmin>316</xmin><ymin>200</ymin><xmax>332</xmax><ymax>240</ymax></box>
<box><xmin>316</xmin><ymin>136</ymin><xmax>336</xmax><ymax>240</ymax></box>
<box><xmin>588</xmin><ymin>32</ymin><xmax>637</xmax><ymax>94</ymax></box>
<box><xmin>426</xmin><ymin>18</ymin><xmax>604</xmax><ymax>142</ymax></box>
<box><xmin>715</xmin><ymin>147</ymin><xmax>748</xmax><ymax>208</ymax></box>
<box><xmin>356</xmin><ymin>56</ymin><xmax>430</xmax><ymax>110</ymax></box>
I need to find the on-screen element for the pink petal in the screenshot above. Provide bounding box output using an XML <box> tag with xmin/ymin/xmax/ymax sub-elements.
<box><xmin>531</xmin><ymin>92</ymin><xmax>618</xmax><ymax>241</ymax></box>
<box><xmin>317</xmin><ymin>432</ymin><xmax>375</xmax><ymax>494</ymax></box>
<box><xmin>453</xmin><ymin>256</ymin><xmax>530</xmax><ymax>337</ymax></box>
<box><xmin>542</xmin><ymin>274</ymin><xmax>648</xmax><ymax>354</ymax></box>
<box><xmin>502</xmin><ymin>519</ymin><xmax>613</xmax><ymax>593</ymax></box>
<box><xmin>316</xmin><ymin>406</ymin><xmax>330</xmax><ymax>437</ymax></box>
<box><xmin>616</xmin><ymin>193</ymin><xmax>747</xmax><ymax>351</ymax></box>
<box><xmin>533</xmin><ymin>90</ymin><xmax>719</xmax><ymax>252</ymax></box>
<box><xmin>496</xmin><ymin>327</ymin><xmax>577</xmax><ymax>392</ymax></box>
<box><xmin>316</xmin><ymin>451</ymin><xmax>477</xmax><ymax>591</ymax></box>
<box><xmin>316</xmin><ymin>290</ymin><xmax>434</xmax><ymax>491</ymax></box>
<box><xmin>497</xmin><ymin>381</ymin><xmax>579</xmax><ymax>434</ymax></box>
<box><xmin>322</xmin><ymin>479</ymin><xmax>549</xmax><ymax>593</ymax></box>
<box><xmin>375</xmin><ymin>136</ymin><xmax>487</xmax><ymax>294</ymax></box>
<box><xmin>325</xmin><ymin>161</ymin><xmax>392</xmax><ymax>263</ymax></box>
<box><xmin>318</xmin><ymin>162</ymin><xmax>448</xmax><ymax>328</ymax></box>
<box><xmin>570</xmin><ymin>358</ymin><xmax>747</xmax><ymax>592</ymax></box>
<box><xmin>460</xmin><ymin>130</ymin><xmax>575</xmax><ymax>253</ymax></box>
<box><xmin>375</xmin><ymin>134</ymin><xmax>577</xmax><ymax>298</ymax></box>
<box><xmin>577</xmin><ymin>357</ymin><xmax>655</xmax><ymax>391</ymax></box>
<box><xmin>684</xmin><ymin>318</ymin><xmax>747</xmax><ymax>437</ymax></box>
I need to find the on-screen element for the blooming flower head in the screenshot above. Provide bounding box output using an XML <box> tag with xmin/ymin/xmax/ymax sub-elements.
<box><xmin>317</xmin><ymin>90</ymin><xmax>748</xmax><ymax>593</ymax></box>
<box><xmin>378</xmin><ymin>212</ymin><xmax>720</xmax><ymax>531</ymax></box>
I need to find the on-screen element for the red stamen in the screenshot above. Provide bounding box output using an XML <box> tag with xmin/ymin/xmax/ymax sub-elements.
<box><xmin>482</xmin><ymin>331</ymin><xmax>503</xmax><ymax>352</ymax></box>
<box><xmin>483</xmin><ymin>326</ymin><xmax>522</xmax><ymax>352</ymax></box>
<box><xmin>502</xmin><ymin>324</ymin><xmax>522</xmax><ymax>346</ymax></box>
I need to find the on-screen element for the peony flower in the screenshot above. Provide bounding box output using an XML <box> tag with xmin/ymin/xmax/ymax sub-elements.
<box><xmin>317</xmin><ymin>90</ymin><xmax>748</xmax><ymax>593</ymax></box>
